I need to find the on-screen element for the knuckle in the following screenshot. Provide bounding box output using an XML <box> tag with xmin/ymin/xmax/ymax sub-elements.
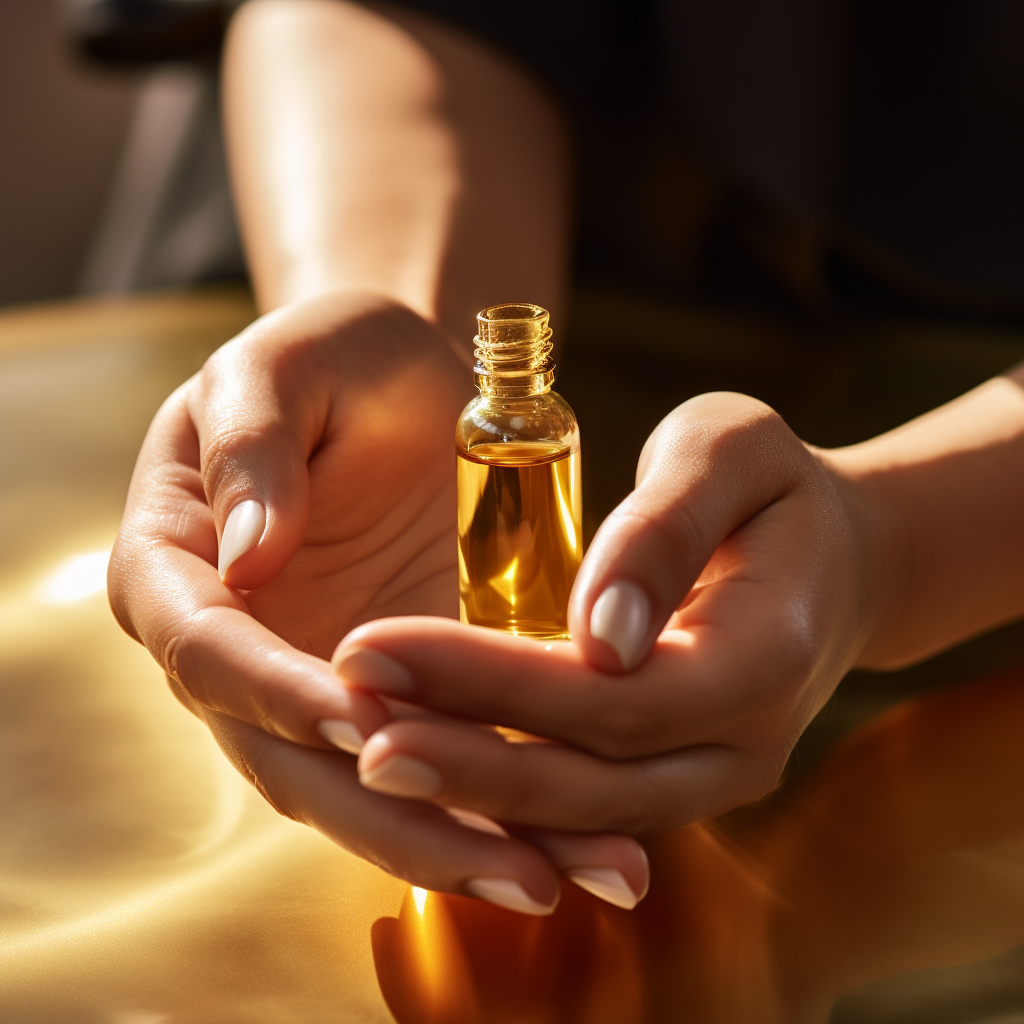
<box><xmin>200</xmin><ymin>420</ymin><xmax>305</xmax><ymax>509</ymax></box>
<box><xmin>155</xmin><ymin>610</ymin><xmax>209</xmax><ymax>703</ymax></box>
<box><xmin>160</xmin><ymin>627</ymin><xmax>189</xmax><ymax>687</ymax></box>
<box><xmin>613</xmin><ymin>498</ymin><xmax>701</xmax><ymax>565</ymax></box>
<box><xmin>200</xmin><ymin>425</ymin><xmax>270</xmax><ymax>491</ymax></box>
<box><xmin>153</xmin><ymin>611</ymin><xmax>292</xmax><ymax>739</ymax></box>
<box><xmin>664</xmin><ymin>392</ymin><xmax>782</xmax><ymax>448</ymax></box>
<box><xmin>156</xmin><ymin>379</ymin><xmax>196</xmax><ymax>421</ymax></box>
<box><xmin>710</xmin><ymin>414</ymin><xmax>791</xmax><ymax>479</ymax></box>
<box><xmin>656</xmin><ymin>394</ymin><xmax>802</xmax><ymax>489</ymax></box>
<box><xmin>198</xmin><ymin>335</ymin><xmax>257</xmax><ymax>389</ymax></box>
<box><xmin>202</xmin><ymin>314</ymin><xmax>326</xmax><ymax>391</ymax></box>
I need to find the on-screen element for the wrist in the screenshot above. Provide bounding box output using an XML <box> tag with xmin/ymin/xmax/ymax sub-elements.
<box><xmin>813</xmin><ymin>445</ymin><xmax>915</xmax><ymax>670</ymax></box>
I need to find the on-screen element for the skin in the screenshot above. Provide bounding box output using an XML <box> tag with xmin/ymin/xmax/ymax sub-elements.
<box><xmin>110</xmin><ymin>0</ymin><xmax>646</xmax><ymax>910</ymax></box>
<box><xmin>343</xmin><ymin>370</ymin><xmax>1024</xmax><ymax>838</ymax></box>
<box><xmin>225</xmin><ymin>0</ymin><xmax>567</xmax><ymax>332</ymax></box>
<box><xmin>109</xmin><ymin>0</ymin><xmax>1024</xmax><ymax>911</ymax></box>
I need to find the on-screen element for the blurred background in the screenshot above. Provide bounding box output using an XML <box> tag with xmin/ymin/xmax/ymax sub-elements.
<box><xmin>0</xmin><ymin>0</ymin><xmax>242</xmax><ymax>308</ymax></box>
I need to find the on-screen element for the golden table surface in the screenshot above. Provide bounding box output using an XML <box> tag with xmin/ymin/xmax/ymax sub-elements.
<box><xmin>2</xmin><ymin>288</ymin><xmax>1024</xmax><ymax>1024</ymax></box>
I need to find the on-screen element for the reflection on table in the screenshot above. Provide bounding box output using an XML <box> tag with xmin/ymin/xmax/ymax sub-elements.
<box><xmin>376</xmin><ymin>672</ymin><xmax>1024</xmax><ymax>1023</ymax></box>
<box><xmin>2</xmin><ymin>289</ymin><xmax>1023</xmax><ymax>1024</ymax></box>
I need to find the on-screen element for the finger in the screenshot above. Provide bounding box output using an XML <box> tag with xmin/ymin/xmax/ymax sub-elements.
<box><xmin>209</xmin><ymin>711</ymin><xmax>566</xmax><ymax>914</ymax></box>
<box><xmin>211</xmin><ymin>711</ymin><xmax>652</xmax><ymax>913</ymax></box>
<box><xmin>519</xmin><ymin>829</ymin><xmax>650</xmax><ymax>910</ymax></box>
<box><xmin>165</xmin><ymin>594</ymin><xmax>395</xmax><ymax>751</ymax></box>
<box><xmin>187</xmin><ymin>309</ymin><xmax>330</xmax><ymax>590</ymax></box>
<box><xmin>355</xmin><ymin>720</ymin><xmax>764</xmax><ymax>835</ymax></box>
<box><xmin>332</xmin><ymin>612</ymin><xmax>804</xmax><ymax>759</ymax></box>
<box><xmin>440</xmin><ymin>810</ymin><xmax>651</xmax><ymax>910</ymax></box>
<box><xmin>568</xmin><ymin>392</ymin><xmax>809</xmax><ymax>672</ymax></box>
<box><xmin>111</xmin><ymin>394</ymin><xmax>388</xmax><ymax>750</ymax></box>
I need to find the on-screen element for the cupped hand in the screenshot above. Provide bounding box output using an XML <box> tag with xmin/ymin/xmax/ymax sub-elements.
<box><xmin>333</xmin><ymin>392</ymin><xmax>877</xmax><ymax>835</ymax></box>
<box><xmin>108</xmin><ymin>291</ymin><xmax>648</xmax><ymax>915</ymax></box>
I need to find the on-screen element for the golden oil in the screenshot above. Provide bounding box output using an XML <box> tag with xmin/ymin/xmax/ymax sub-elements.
<box><xmin>455</xmin><ymin>304</ymin><xmax>582</xmax><ymax>640</ymax></box>
<box><xmin>457</xmin><ymin>441</ymin><xmax>581</xmax><ymax>638</ymax></box>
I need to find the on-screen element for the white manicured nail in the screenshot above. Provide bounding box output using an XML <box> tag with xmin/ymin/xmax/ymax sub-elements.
<box><xmin>446</xmin><ymin>806</ymin><xmax>510</xmax><ymax>838</ymax></box>
<box><xmin>333</xmin><ymin>647</ymin><xmax>415</xmax><ymax>695</ymax></box>
<box><xmin>467</xmin><ymin>878</ymin><xmax>558</xmax><ymax>916</ymax></box>
<box><xmin>567</xmin><ymin>868</ymin><xmax>641</xmax><ymax>910</ymax></box>
<box><xmin>318</xmin><ymin>719</ymin><xmax>365</xmax><ymax>755</ymax></box>
<box><xmin>360</xmin><ymin>753</ymin><xmax>442</xmax><ymax>798</ymax></box>
<box><xmin>589</xmin><ymin>580</ymin><xmax>650</xmax><ymax>670</ymax></box>
<box><xmin>218</xmin><ymin>500</ymin><xmax>266</xmax><ymax>579</ymax></box>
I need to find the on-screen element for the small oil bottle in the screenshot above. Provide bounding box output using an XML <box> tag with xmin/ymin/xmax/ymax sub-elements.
<box><xmin>456</xmin><ymin>303</ymin><xmax>582</xmax><ymax>640</ymax></box>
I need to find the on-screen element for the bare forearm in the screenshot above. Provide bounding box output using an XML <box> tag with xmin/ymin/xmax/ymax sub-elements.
<box><xmin>829</xmin><ymin>363</ymin><xmax>1024</xmax><ymax>668</ymax></box>
<box><xmin>223</xmin><ymin>0</ymin><xmax>568</xmax><ymax>338</ymax></box>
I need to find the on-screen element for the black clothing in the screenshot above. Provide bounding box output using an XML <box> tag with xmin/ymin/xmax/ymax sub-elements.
<box><xmin>400</xmin><ymin>0</ymin><xmax>1024</xmax><ymax>314</ymax></box>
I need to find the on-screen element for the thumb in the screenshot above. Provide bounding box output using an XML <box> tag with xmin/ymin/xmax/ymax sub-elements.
<box><xmin>204</xmin><ymin>424</ymin><xmax>310</xmax><ymax>590</ymax></box>
<box><xmin>569</xmin><ymin>393</ymin><xmax>804</xmax><ymax>672</ymax></box>
<box><xmin>186</xmin><ymin>332</ymin><xmax>320</xmax><ymax>591</ymax></box>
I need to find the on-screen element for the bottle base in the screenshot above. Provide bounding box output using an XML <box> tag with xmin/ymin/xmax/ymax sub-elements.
<box><xmin>461</xmin><ymin>617</ymin><xmax>570</xmax><ymax>642</ymax></box>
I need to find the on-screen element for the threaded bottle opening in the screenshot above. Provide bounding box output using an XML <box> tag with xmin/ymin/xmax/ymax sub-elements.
<box><xmin>474</xmin><ymin>303</ymin><xmax>554</xmax><ymax>395</ymax></box>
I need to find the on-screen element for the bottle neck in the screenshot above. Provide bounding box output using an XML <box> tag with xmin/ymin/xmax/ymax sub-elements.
<box><xmin>473</xmin><ymin>303</ymin><xmax>555</xmax><ymax>398</ymax></box>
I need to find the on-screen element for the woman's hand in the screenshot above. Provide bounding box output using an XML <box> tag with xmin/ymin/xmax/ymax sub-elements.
<box><xmin>108</xmin><ymin>290</ymin><xmax>649</xmax><ymax>916</ymax></box>
<box><xmin>332</xmin><ymin>392</ymin><xmax>881</xmax><ymax>834</ymax></box>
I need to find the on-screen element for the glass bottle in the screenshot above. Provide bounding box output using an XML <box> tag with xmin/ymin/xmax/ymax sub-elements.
<box><xmin>455</xmin><ymin>303</ymin><xmax>582</xmax><ymax>640</ymax></box>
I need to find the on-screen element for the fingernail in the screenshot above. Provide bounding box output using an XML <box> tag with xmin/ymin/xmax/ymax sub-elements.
<box><xmin>466</xmin><ymin>878</ymin><xmax>559</xmax><ymax>916</ymax></box>
<box><xmin>218</xmin><ymin>500</ymin><xmax>266</xmax><ymax>579</ymax></box>
<box><xmin>333</xmin><ymin>647</ymin><xmax>415</xmax><ymax>695</ymax></box>
<box><xmin>589</xmin><ymin>580</ymin><xmax>650</xmax><ymax>670</ymax></box>
<box><xmin>567</xmin><ymin>867</ymin><xmax>642</xmax><ymax>910</ymax></box>
<box><xmin>446</xmin><ymin>806</ymin><xmax>510</xmax><ymax>838</ymax></box>
<box><xmin>318</xmin><ymin>719</ymin><xmax>365</xmax><ymax>755</ymax></box>
<box><xmin>360</xmin><ymin>753</ymin><xmax>442</xmax><ymax>798</ymax></box>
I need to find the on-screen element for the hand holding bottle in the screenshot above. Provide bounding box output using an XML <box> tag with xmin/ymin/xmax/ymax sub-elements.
<box><xmin>108</xmin><ymin>291</ymin><xmax>649</xmax><ymax>916</ymax></box>
<box><xmin>338</xmin><ymin>369</ymin><xmax>1024</xmax><ymax>838</ymax></box>
<box><xmin>336</xmin><ymin>391</ymin><xmax>872</xmax><ymax>833</ymax></box>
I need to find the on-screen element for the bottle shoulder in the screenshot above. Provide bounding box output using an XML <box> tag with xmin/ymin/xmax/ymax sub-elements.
<box><xmin>456</xmin><ymin>390</ymin><xmax>579</xmax><ymax>454</ymax></box>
